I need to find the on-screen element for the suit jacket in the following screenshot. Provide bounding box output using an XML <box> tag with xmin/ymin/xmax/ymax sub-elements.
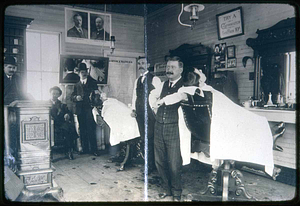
<box><xmin>50</xmin><ymin>99</ymin><xmax>71</xmax><ymax>124</ymax></box>
<box><xmin>72</xmin><ymin>76</ymin><xmax>98</xmax><ymax>115</ymax></box>
<box><xmin>63</xmin><ymin>72</ymin><xmax>80</xmax><ymax>83</ymax></box>
<box><xmin>4</xmin><ymin>74</ymin><xmax>24</xmax><ymax>105</ymax></box>
<box><xmin>67</xmin><ymin>26</ymin><xmax>88</xmax><ymax>38</ymax></box>
<box><xmin>91</xmin><ymin>29</ymin><xmax>110</xmax><ymax>41</ymax></box>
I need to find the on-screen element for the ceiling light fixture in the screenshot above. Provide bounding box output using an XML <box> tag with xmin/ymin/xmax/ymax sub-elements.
<box><xmin>178</xmin><ymin>4</ymin><xmax>205</xmax><ymax>30</ymax></box>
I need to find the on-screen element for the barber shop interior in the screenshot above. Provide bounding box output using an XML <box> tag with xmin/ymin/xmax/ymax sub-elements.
<box><xmin>2</xmin><ymin>3</ymin><xmax>298</xmax><ymax>203</ymax></box>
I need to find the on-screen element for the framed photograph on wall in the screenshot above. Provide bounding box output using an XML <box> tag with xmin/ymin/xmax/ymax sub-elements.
<box><xmin>227</xmin><ymin>58</ymin><xmax>237</xmax><ymax>68</ymax></box>
<box><xmin>216</xmin><ymin>7</ymin><xmax>244</xmax><ymax>40</ymax></box>
<box><xmin>65</xmin><ymin>7</ymin><xmax>111</xmax><ymax>46</ymax></box>
<box><xmin>227</xmin><ymin>45</ymin><xmax>236</xmax><ymax>58</ymax></box>
<box><xmin>60</xmin><ymin>55</ymin><xmax>109</xmax><ymax>84</ymax></box>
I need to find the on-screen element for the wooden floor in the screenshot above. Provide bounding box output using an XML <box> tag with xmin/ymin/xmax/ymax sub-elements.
<box><xmin>50</xmin><ymin>149</ymin><xmax>296</xmax><ymax>202</ymax></box>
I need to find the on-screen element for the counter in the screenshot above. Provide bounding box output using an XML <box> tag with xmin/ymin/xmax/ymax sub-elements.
<box><xmin>246</xmin><ymin>107</ymin><xmax>296</xmax><ymax>170</ymax></box>
<box><xmin>247</xmin><ymin>107</ymin><xmax>296</xmax><ymax>124</ymax></box>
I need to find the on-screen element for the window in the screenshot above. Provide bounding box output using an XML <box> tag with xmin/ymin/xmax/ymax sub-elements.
<box><xmin>26</xmin><ymin>31</ymin><xmax>60</xmax><ymax>100</ymax></box>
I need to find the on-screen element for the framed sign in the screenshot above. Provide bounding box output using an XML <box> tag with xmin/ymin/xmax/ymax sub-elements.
<box><xmin>65</xmin><ymin>7</ymin><xmax>111</xmax><ymax>46</ymax></box>
<box><xmin>227</xmin><ymin>58</ymin><xmax>237</xmax><ymax>68</ymax></box>
<box><xmin>216</xmin><ymin>7</ymin><xmax>244</xmax><ymax>40</ymax></box>
<box><xmin>227</xmin><ymin>45</ymin><xmax>236</xmax><ymax>58</ymax></box>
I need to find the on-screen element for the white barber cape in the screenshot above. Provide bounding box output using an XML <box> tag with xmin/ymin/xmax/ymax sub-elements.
<box><xmin>163</xmin><ymin>85</ymin><xmax>274</xmax><ymax>177</ymax></box>
<box><xmin>92</xmin><ymin>98</ymin><xmax>140</xmax><ymax>146</ymax></box>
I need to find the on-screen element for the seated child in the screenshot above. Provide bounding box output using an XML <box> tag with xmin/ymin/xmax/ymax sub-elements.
<box><xmin>50</xmin><ymin>86</ymin><xmax>78</xmax><ymax>160</ymax></box>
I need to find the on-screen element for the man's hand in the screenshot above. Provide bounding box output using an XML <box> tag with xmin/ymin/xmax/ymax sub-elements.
<box><xmin>64</xmin><ymin>114</ymin><xmax>70</xmax><ymax>121</ymax></box>
<box><xmin>76</xmin><ymin>95</ymin><xmax>83</xmax><ymax>101</ymax></box>
<box><xmin>131</xmin><ymin>110</ymin><xmax>137</xmax><ymax>118</ymax></box>
<box><xmin>153</xmin><ymin>98</ymin><xmax>164</xmax><ymax>109</ymax></box>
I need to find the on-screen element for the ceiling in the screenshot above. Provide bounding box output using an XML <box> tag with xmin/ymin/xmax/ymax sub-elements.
<box><xmin>73</xmin><ymin>4</ymin><xmax>170</xmax><ymax>16</ymax></box>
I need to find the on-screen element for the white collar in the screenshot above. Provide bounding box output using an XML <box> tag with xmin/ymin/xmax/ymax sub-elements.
<box><xmin>141</xmin><ymin>71</ymin><xmax>149</xmax><ymax>77</ymax></box>
<box><xmin>6</xmin><ymin>74</ymin><xmax>12</xmax><ymax>79</ymax></box>
<box><xmin>169</xmin><ymin>77</ymin><xmax>181</xmax><ymax>86</ymax></box>
<box><xmin>81</xmin><ymin>79</ymin><xmax>87</xmax><ymax>84</ymax></box>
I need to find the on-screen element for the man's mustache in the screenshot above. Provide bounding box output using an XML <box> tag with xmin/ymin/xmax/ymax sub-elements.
<box><xmin>166</xmin><ymin>72</ymin><xmax>173</xmax><ymax>75</ymax></box>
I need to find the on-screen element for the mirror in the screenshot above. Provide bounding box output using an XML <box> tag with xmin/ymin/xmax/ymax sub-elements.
<box><xmin>260</xmin><ymin>52</ymin><xmax>295</xmax><ymax>104</ymax></box>
<box><xmin>246</xmin><ymin>17</ymin><xmax>296</xmax><ymax>106</ymax></box>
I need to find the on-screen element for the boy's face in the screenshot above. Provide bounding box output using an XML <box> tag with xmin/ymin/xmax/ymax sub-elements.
<box><xmin>51</xmin><ymin>90</ymin><xmax>61</xmax><ymax>101</ymax></box>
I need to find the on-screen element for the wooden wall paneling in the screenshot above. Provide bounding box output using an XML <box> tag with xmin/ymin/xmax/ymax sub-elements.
<box><xmin>147</xmin><ymin>3</ymin><xmax>295</xmax><ymax>103</ymax></box>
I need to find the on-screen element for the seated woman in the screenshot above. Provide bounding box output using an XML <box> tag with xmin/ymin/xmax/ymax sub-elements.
<box><xmin>91</xmin><ymin>92</ymin><xmax>140</xmax><ymax>171</ymax></box>
<box><xmin>151</xmin><ymin>68</ymin><xmax>276</xmax><ymax>178</ymax></box>
<box><xmin>49</xmin><ymin>86</ymin><xmax>78</xmax><ymax>160</ymax></box>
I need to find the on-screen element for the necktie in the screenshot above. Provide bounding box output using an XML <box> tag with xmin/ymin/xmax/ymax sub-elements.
<box><xmin>169</xmin><ymin>82</ymin><xmax>173</xmax><ymax>88</ymax></box>
<box><xmin>78</xmin><ymin>29</ymin><xmax>83</xmax><ymax>36</ymax></box>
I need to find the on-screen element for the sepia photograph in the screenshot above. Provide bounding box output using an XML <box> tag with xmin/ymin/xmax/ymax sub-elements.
<box><xmin>3</xmin><ymin>3</ymin><xmax>297</xmax><ymax>204</ymax></box>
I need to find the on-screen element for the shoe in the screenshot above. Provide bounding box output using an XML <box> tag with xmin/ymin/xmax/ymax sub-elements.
<box><xmin>173</xmin><ymin>196</ymin><xmax>181</xmax><ymax>201</ymax></box>
<box><xmin>116</xmin><ymin>165</ymin><xmax>125</xmax><ymax>172</ymax></box>
<box><xmin>68</xmin><ymin>152</ymin><xmax>74</xmax><ymax>160</ymax></box>
<box><xmin>158</xmin><ymin>193</ymin><xmax>171</xmax><ymax>199</ymax></box>
<box><xmin>92</xmin><ymin>152</ymin><xmax>99</xmax><ymax>156</ymax></box>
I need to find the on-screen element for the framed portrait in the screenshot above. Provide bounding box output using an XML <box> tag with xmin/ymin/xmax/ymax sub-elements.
<box><xmin>227</xmin><ymin>58</ymin><xmax>237</xmax><ymax>68</ymax></box>
<box><xmin>65</xmin><ymin>7</ymin><xmax>111</xmax><ymax>46</ymax></box>
<box><xmin>59</xmin><ymin>55</ymin><xmax>109</xmax><ymax>84</ymax></box>
<box><xmin>227</xmin><ymin>45</ymin><xmax>236</xmax><ymax>58</ymax></box>
<box><xmin>216</xmin><ymin>7</ymin><xmax>244</xmax><ymax>40</ymax></box>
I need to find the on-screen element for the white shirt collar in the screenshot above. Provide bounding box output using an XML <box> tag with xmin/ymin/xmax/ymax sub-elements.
<box><xmin>6</xmin><ymin>74</ymin><xmax>12</xmax><ymax>79</ymax></box>
<box><xmin>81</xmin><ymin>79</ymin><xmax>87</xmax><ymax>84</ymax></box>
<box><xmin>169</xmin><ymin>77</ymin><xmax>181</xmax><ymax>87</ymax></box>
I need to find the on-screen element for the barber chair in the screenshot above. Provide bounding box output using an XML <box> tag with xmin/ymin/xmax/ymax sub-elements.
<box><xmin>180</xmin><ymin>90</ymin><xmax>285</xmax><ymax>201</ymax></box>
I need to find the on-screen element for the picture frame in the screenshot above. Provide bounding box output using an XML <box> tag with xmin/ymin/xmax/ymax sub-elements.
<box><xmin>216</xmin><ymin>7</ymin><xmax>244</xmax><ymax>40</ymax></box>
<box><xmin>59</xmin><ymin>54</ymin><xmax>109</xmax><ymax>84</ymax></box>
<box><xmin>227</xmin><ymin>45</ymin><xmax>236</xmax><ymax>58</ymax></box>
<box><xmin>227</xmin><ymin>58</ymin><xmax>237</xmax><ymax>68</ymax></box>
<box><xmin>65</xmin><ymin>7</ymin><xmax>111</xmax><ymax>46</ymax></box>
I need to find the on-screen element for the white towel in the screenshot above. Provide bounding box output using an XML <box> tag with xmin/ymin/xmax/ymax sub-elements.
<box><xmin>92</xmin><ymin>98</ymin><xmax>140</xmax><ymax>146</ymax></box>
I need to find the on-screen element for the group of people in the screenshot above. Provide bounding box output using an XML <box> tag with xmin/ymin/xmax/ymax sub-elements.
<box><xmin>3</xmin><ymin>54</ymin><xmax>199</xmax><ymax>201</ymax></box>
<box><xmin>67</xmin><ymin>12</ymin><xmax>110</xmax><ymax>40</ymax></box>
<box><xmin>4</xmin><ymin>53</ymin><xmax>276</xmax><ymax>202</ymax></box>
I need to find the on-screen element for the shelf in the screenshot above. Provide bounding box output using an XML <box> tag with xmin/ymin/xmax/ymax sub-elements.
<box><xmin>216</xmin><ymin>68</ymin><xmax>236</xmax><ymax>71</ymax></box>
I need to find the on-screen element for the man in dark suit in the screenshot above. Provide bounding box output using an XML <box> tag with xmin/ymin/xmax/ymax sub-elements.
<box><xmin>50</xmin><ymin>86</ymin><xmax>78</xmax><ymax>160</ymax></box>
<box><xmin>91</xmin><ymin>16</ymin><xmax>110</xmax><ymax>41</ymax></box>
<box><xmin>63</xmin><ymin>58</ymin><xmax>80</xmax><ymax>83</ymax></box>
<box><xmin>149</xmin><ymin>56</ymin><xmax>184</xmax><ymax>201</ymax></box>
<box><xmin>72</xmin><ymin>63</ymin><xmax>99</xmax><ymax>156</ymax></box>
<box><xmin>131</xmin><ymin>56</ymin><xmax>161</xmax><ymax>175</ymax></box>
<box><xmin>3</xmin><ymin>56</ymin><xmax>26</xmax><ymax>105</ymax></box>
<box><xmin>67</xmin><ymin>13</ymin><xmax>88</xmax><ymax>38</ymax></box>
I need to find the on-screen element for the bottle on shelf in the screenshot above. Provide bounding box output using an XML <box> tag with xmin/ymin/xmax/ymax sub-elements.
<box><xmin>267</xmin><ymin>92</ymin><xmax>274</xmax><ymax>106</ymax></box>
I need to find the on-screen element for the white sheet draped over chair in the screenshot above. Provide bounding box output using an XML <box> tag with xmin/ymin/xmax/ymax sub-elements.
<box><xmin>167</xmin><ymin>85</ymin><xmax>274</xmax><ymax>177</ymax></box>
<box><xmin>92</xmin><ymin>98</ymin><xmax>140</xmax><ymax>146</ymax></box>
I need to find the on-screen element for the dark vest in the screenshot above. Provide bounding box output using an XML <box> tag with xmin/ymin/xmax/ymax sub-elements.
<box><xmin>156</xmin><ymin>78</ymin><xmax>183</xmax><ymax>124</ymax></box>
<box><xmin>135</xmin><ymin>73</ymin><xmax>155</xmax><ymax>113</ymax></box>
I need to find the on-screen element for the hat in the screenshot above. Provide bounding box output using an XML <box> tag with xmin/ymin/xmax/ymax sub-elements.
<box><xmin>49</xmin><ymin>86</ymin><xmax>62</xmax><ymax>96</ymax></box>
<box><xmin>4</xmin><ymin>56</ymin><xmax>17</xmax><ymax>65</ymax></box>
<box><xmin>65</xmin><ymin>58</ymin><xmax>76</xmax><ymax>71</ymax></box>
<box><xmin>78</xmin><ymin>63</ymin><xmax>88</xmax><ymax>72</ymax></box>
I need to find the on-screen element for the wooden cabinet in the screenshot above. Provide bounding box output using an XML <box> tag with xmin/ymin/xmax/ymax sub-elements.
<box><xmin>167</xmin><ymin>43</ymin><xmax>213</xmax><ymax>82</ymax></box>
<box><xmin>3</xmin><ymin>15</ymin><xmax>34</xmax><ymax>91</ymax></box>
